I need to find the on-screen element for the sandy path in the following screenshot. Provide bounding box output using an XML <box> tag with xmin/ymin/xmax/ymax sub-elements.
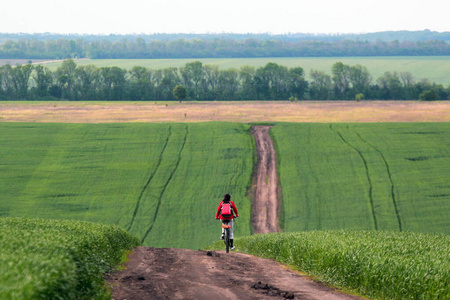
<box><xmin>251</xmin><ymin>126</ymin><xmax>280</xmax><ymax>234</ymax></box>
<box><xmin>108</xmin><ymin>247</ymin><xmax>362</xmax><ymax>299</ymax></box>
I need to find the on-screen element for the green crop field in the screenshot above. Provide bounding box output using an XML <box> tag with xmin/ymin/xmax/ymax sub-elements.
<box><xmin>40</xmin><ymin>56</ymin><xmax>450</xmax><ymax>84</ymax></box>
<box><xmin>2</xmin><ymin>120</ymin><xmax>450</xmax><ymax>299</ymax></box>
<box><xmin>0</xmin><ymin>217</ymin><xmax>138</xmax><ymax>299</ymax></box>
<box><xmin>2</xmin><ymin>122</ymin><xmax>449</xmax><ymax>244</ymax></box>
<box><xmin>271</xmin><ymin>123</ymin><xmax>450</xmax><ymax>234</ymax></box>
<box><xmin>0</xmin><ymin>122</ymin><xmax>254</xmax><ymax>249</ymax></box>
<box><xmin>210</xmin><ymin>230</ymin><xmax>450</xmax><ymax>300</ymax></box>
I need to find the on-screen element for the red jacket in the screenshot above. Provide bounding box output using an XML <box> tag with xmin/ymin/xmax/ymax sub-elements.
<box><xmin>216</xmin><ymin>201</ymin><xmax>238</xmax><ymax>220</ymax></box>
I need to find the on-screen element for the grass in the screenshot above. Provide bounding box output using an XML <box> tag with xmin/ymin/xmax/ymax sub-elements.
<box><xmin>0</xmin><ymin>217</ymin><xmax>139</xmax><ymax>299</ymax></box>
<box><xmin>0</xmin><ymin>122</ymin><xmax>254</xmax><ymax>249</ymax></box>
<box><xmin>38</xmin><ymin>56</ymin><xmax>450</xmax><ymax>84</ymax></box>
<box><xmin>271</xmin><ymin>123</ymin><xmax>450</xmax><ymax>234</ymax></box>
<box><xmin>209</xmin><ymin>230</ymin><xmax>450</xmax><ymax>300</ymax></box>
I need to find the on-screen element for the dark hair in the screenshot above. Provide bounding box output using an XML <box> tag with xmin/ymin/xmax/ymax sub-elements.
<box><xmin>223</xmin><ymin>194</ymin><xmax>231</xmax><ymax>202</ymax></box>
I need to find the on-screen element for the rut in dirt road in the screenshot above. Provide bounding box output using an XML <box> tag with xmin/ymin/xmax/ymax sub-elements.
<box><xmin>251</xmin><ymin>126</ymin><xmax>280</xmax><ymax>234</ymax></box>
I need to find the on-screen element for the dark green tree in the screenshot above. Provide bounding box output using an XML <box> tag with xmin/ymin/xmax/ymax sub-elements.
<box><xmin>289</xmin><ymin>67</ymin><xmax>308</xmax><ymax>100</ymax></box>
<box><xmin>217</xmin><ymin>68</ymin><xmax>239</xmax><ymax>100</ymax></box>
<box><xmin>180</xmin><ymin>61</ymin><xmax>204</xmax><ymax>99</ymax></box>
<box><xmin>202</xmin><ymin>64</ymin><xmax>220</xmax><ymax>99</ymax></box>
<box><xmin>419</xmin><ymin>89</ymin><xmax>439</xmax><ymax>101</ymax></box>
<box><xmin>129</xmin><ymin>66</ymin><xmax>152</xmax><ymax>100</ymax></box>
<box><xmin>99</xmin><ymin>66</ymin><xmax>127</xmax><ymax>100</ymax></box>
<box><xmin>349</xmin><ymin>64</ymin><xmax>372</xmax><ymax>96</ymax></box>
<box><xmin>74</xmin><ymin>64</ymin><xmax>100</xmax><ymax>100</ymax></box>
<box><xmin>377</xmin><ymin>71</ymin><xmax>403</xmax><ymax>99</ymax></box>
<box><xmin>332</xmin><ymin>62</ymin><xmax>351</xmax><ymax>99</ymax></box>
<box><xmin>0</xmin><ymin>64</ymin><xmax>15</xmax><ymax>99</ymax></box>
<box><xmin>160</xmin><ymin>68</ymin><xmax>181</xmax><ymax>100</ymax></box>
<box><xmin>254</xmin><ymin>63</ymin><xmax>290</xmax><ymax>100</ymax></box>
<box><xmin>55</xmin><ymin>59</ymin><xmax>77</xmax><ymax>99</ymax></box>
<box><xmin>238</xmin><ymin>65</ymin><xmax>256</xmax><ymax>100</ymax></box>
<box><xmin>173</xmin><ymin>84</ymin><xmax>187</xmax><ymax>103</ymax></box>
<box><xmin>309</xmin><ymin>69</ymin><xmax>332</xmax><ymax>100</ymax></box>
<box><xmin>32</xmin><ymin>65</ymin><xmax>53</xmax><ymax>98</ymax></box>
<box><xmin>11</xmin><ymin>64</ymin><xmax>33</xmax><ymax>99</ymax></box>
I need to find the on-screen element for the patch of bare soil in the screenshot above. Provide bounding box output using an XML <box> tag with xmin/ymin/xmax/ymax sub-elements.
<box><xmin>107</xmin><ymin>247</ymin><xmax>362</xmax><ymax>299</ymax></box>
<box><xmin>251</xmin><ymin>126</ymin><xmax>279</xmax><ymax>234</ymax></box>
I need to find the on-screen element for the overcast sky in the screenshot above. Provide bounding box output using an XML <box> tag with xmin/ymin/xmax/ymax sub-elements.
<box><xmin>1</xmin><ymin>0</ymin><xmax>448</xmax><ymax>35</ymax></box>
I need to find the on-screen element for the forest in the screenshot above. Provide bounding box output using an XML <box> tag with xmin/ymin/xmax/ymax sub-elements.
<box><xmin>0</xmin><ymin>59</ymin><xmax>447</xmax><ymax>101</ymax></box>
<box><xmin>0</xmin><ymin>32</ymin><xmax>449</xmax><ymax>59</ymax></box>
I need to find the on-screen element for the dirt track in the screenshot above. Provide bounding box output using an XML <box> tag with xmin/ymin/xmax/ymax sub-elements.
<box><xmin>251</xmin><ymin>126</ymin><xmax>280</xmax><ymax>233</ymax></box>
<box><xmin>108</xmin><ymin>247</ymin><xmax>362</xmax><ymax>299</ymax></box>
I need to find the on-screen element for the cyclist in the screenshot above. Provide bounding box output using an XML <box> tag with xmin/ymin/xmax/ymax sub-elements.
<box><xmin>216</xmin><ymin>193</ymin><xmax>239</xmax><ymax>250</ymax></box>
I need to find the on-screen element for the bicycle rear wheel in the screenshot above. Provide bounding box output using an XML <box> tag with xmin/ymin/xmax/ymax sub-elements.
<box><xmin>224</xmin><ymin>228</ymin><xmax>230</xmax><ymax>253</ymax></box>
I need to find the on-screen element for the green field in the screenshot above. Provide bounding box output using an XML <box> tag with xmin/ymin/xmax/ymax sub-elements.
<box><xmin>40</xmin><ymin>56</ymin><xmax>450</xmax><ymax>84</ymax></box>
<box><xmin>2</xmin><ymin>122</ymin><xmax>449</xmax><ymax>240</ymax></box>
<box><xmin>0</xmin><ymin>217</ymin><xmax>138</xmax><ymax>299</ymax></box>
<box><xmin>2</xmin><ymin>121</ymin><xmax>450</xmax><ymax>299</ymax></box>
<box><xmin>271</xmin><ymin>123</ymin><xmax>450</xmax><ymax>234</ymax></box>
<box><xmin>0</xmin><ymin>122</ymin><xmax>254</xmax><ymax>249</ymax></box>
<box><xmin>210</xmin><ymin>230</ymin><xmax>450</xmax><ymax>300</ymax></box>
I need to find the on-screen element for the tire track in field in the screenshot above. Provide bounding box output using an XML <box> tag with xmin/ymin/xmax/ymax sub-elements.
<box><xmin>304</xmin><ymin>127</ymin><xmax>318</xmax><ymax>229</ymax></box>
<box><xmin>330</xmin><ymin>125</ymin><xmax>378</xmax><ymax>230</ymax></box>
<box><xmin>127</xmin><ymin>127</ymin><xmax>172</xmax><ymax>232</ymax></box>
<box><xmin>141</xmin><ymin>125</ymin><xmax>188</xmax><ymax>244</ymax></box>
<box><xmin>354</xmin><ymin>132</ymin><xmax>403</xmax><ymax>231</ymax></box>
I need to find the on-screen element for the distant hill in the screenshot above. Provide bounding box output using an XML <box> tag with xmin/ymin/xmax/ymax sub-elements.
<box><xmin>338</xmin><ymin>30</ymin><xmax>450</xmax><ymax>42</ymax></box>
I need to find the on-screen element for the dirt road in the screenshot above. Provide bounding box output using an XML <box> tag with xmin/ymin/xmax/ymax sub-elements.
<box><xmin>251</xmin><ymin>126</ymin><xmax>280</xmax><ymax>233</ymax></box>
<box><xmin>108</xmin><ymin>247</ymin><xmax>362</xmax><ymax>299</ymax></box>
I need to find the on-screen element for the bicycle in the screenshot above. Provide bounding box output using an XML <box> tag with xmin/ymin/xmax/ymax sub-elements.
<box><xmin>222</xmin><ymin>220</ymin><xmax>232</xmax><ymax>253</ymax></box>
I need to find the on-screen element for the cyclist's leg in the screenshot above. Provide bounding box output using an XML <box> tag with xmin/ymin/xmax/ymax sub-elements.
<box><xmin>220</xmin><ymin>220</ymin><xmax>225</xmax><ymax>239</ymax></box>
<box><xmin>229</xmin><ymin>219</ymin><xmax>234</xmax><ymax>239</ymax></box>
<box><xmin>229</xmin><ymin>219</ymin><xmax>235</xmax><ymax>249</ymax></box>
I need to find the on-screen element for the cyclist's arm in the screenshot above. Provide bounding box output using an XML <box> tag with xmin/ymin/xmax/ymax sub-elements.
<box><xmin>215</xmin><ymin>201</ymin><xmax>223</xmax><ymax>219</ymax></box>
<box><xmin>231</xmin><ymin>201</ymin><xmax>239</xmax><ymax>217</ymax></box>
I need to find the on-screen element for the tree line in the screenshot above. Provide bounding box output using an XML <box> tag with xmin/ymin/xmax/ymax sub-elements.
<box><xmin>2</xmin><ymin>30</ymin><xmax>449</xmax><ymax>43</ymax></box>
<box><xmin>0</xmin><ymin>59</ymin><xmax>448</xmax><ymax>101</ymax></box>
<box><xmin>1</xmin><ymin>38</ymin><xmax>449</xmax><ymax>59</ymax></box>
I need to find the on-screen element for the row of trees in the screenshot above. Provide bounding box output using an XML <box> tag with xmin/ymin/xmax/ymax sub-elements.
<box><xmin>0</xmin><ymin>59</ymin><xmax>448</xmax><ymax>101</ymax></box>
<box><xmin>1</xmin><ymin>38</ymin><xmax>449</xmax><ymax>59</ymax></box>
<box><xmin>2</xmin><ymin>30</ymin><xmax>449</xmax><ymax>43</ymax></box>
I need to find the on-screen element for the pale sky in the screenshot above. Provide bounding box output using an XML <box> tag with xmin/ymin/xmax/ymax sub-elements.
<box><xmin>1</xmin><ymin>0</ymin><xmax>448</xmax><ymax>35</ymax></box>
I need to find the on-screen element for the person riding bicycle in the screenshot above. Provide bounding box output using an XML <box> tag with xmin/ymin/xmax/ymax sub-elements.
<box><xmin>216</xmin><ymin>193</ymin><xmax>239</xmax><ymax>250</ymax></box>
